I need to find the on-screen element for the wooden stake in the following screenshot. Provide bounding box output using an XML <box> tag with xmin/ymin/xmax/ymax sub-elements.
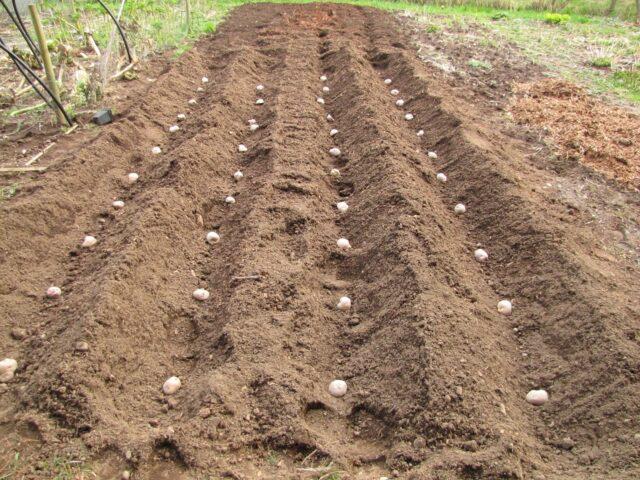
<box><xmin>185</xmin><ymin>0</ymin><xmax>191</xmax><ymax>34</ymax></box>
<box><xmin>28</xmin><ymin>4</ymin><xmax>68</xmax><ymax>126</ymax></box>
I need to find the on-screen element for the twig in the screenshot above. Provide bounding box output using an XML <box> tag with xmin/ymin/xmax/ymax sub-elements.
<box><xmin>301</xmin><ymin>449</ymin><xmax>318</xmax><ymax>465</ymax></box>
<box><xmin>85</xmin><ymin>32</ymin><xmax>101</xmax><ymax>57</ymax></box>
<box><xmin>65</xmin><ymin>124</ymin><xmax>79</xmax><ymax>135</ymax></box>
<box><xmin>231</xmin><ymin>275</ymin><xmax>261</xmax><ymax>282</ymax></box>
<box><xmin>25</xmin><ymin>142</ymin><xmax>55</xmax><ymax>166</ymax></box>
<box><xmin>110</xmin><ymin>62</ymin><xmax>135</xmax><ymax>81</ymax></box>
<box><xmin>9</xmin><ymin>102</ymin><xmax>46</xmax><ymax>117</ymax></box>
<box><xmin>0</xmin><ymin>166</ymin><xmax>47</xmax><ymax>174</ymax></box>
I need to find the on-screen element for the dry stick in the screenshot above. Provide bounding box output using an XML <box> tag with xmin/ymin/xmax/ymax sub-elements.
<box><xmin>0</xmin><ymin>166</ymin><xmax>47</xmax><ymax>174</ymax></box>
<box><xmin>85</xmin><ymin>32</ymin><xmax>101</xmax><ymax>57</ymax></box>
<box><xmin>110</xmin><ymin>62</ymin><xmax>135</xmax><ymax>81</ymax></box>
<box><xmin>25</xmin><ymin>143</ymin><xmax>55</xmax><ymax>166</ymax></box>
<box><xmin>231</xmin><ymin>275</ymin><xmax>261</xmax><ymax>282</ymax></box>
<box><xmin>9</xmin><ymin>102</ymin><xmax>46</xmax><ymax>117</ymax></box>
<box><xmin>28</xmin><ymin>4</ymin><xmax>68</xmax><ymax>126</ymax></box>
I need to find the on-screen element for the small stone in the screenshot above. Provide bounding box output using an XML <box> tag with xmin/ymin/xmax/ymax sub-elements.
<box><xmin>461</xmin><ymin>440</ymin><xmax>479</xmax><ymax>452</ymax></box>
<box><xmin>10</xmin><ymin>328</ymin><xmax>27</xmax><ymax>340</ymax></box>
<box><xmin>149</xmin><ymin>419</ymin><xmax>159</xmax><ymax>427</ymax></box>
<box><xmin>199</xmin><ymin>407</ymin><xmax>212</xmax><ymax>418</ymax></box>
<box><xmin>121</xmin><ymin>471</ymin><xmax>131</xmax><ymax>480</ymax></box>
<box><xmin>75</xmin><ymin>341</ymin><xmax>90</xmax><ymax>352</ymax></box>
<box><xmin>347</xmin><ymin>316</ymin><xmax>360</xmax><ymax>327</ymax></box>
<box><xmin>455</xmin><ymin>386</ymin><xmax>463</xmax><ymax>397</ymax></box>
<box><xmin>413</xmin><ymin>436</ymin><xmax>426</xmax><ymax>449</ymax></box>
<box><xmin>556</xmin><ymin>437</ymin><xmax>575</xmax><ymax>450</ymax></box>
<box><xmin>167</xmin><ymin>397</ymin><xmax>179</xmax><ymax>409</ymax></box>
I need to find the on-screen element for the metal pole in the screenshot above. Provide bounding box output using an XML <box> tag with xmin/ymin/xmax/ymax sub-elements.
<box><xmin>28</xmin><ymin>3</ymin><xmax>68</xmax><ymax>125</ymax></box>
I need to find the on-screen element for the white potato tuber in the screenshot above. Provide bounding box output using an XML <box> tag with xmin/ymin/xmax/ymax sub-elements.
<box><xmin>337</xmin><ymin>238</ymin><xmax>351</xmax><ymax>250</ymax></box>
<box><xmin>163</xmin><ymin>376</ymin><xmax>181</xmax><ymax>395</ymax></box>
<box><xmin>436</xmin><ymin>172</ymin><xmax>447</xmax><ymax>182</ymax></box>
<box><xmin>112</xmin><ymin>200</ymin><xmax>125</xmax><ymax>209</ymax></box>
<box><xmin>330</xmin><ymin>168</ymin><xmax>340</xmax><ymax>177</ymax></box>
<box><xmin>427</xmin><ymin>151</ymin><xmax>438</xmax><ymax>159</ymax></box>
<box><xmin>196</xmin><ymin>87</ymin><xmax>204</xmax><ymax>92</ymax></box>
<box><xmin>396</xmin><ymin>99</ymin><xmax>405</xmax><ymax>107</ymax></box>
<box><xmin>0</xmin><ymin>358</ymin><xmax>18</xmax><ymax>382</ymax></box>
<box><xmin>248</xmin><ymin>118</ymin><xmax>257</xmax><ymax>125</ymax></box>
<box><xmin>128</xmin><ymin>173</ymin><xmax>139</xmax><ymax>184</ymax></box>
<box><xmin>169</xmin><ymin>125</ymin><xmax>179</xmax><ymax>133</ymax></box>
<box><xmin>328</xmin><ymin>379</ymin><xmax>347</xmax><ymax>397</ymax></box>
<box><xmin>497</xmin><ymin>300</ymin><xmax>512</xmax><ymax>315</ymax></box>
<box><xmin>225</xmin><ymin>196</ymin><xmax>236</xmax><ymax>205</ymax></box>
<box><xmin>474</xmin><ymin>248</ymin><xmax>489</xmax><ymax>262</ymax></box>
<box><xmin>454</xmin><ymin>203</ymin><xmax>466</xmax><ymax>214</ymax></box>
<box><xmin>188</xmin><ymin>99</ymin><xmax>197</xmax><ymax>105</ymax></box>
<box><xmin>390</xmin><ymin>89</ymin><xmax>399</xmax><ymax>95</ymax></box>
<box><xmin>417</xmin><ymin>130</ymin><xmax>424</xmax><ymax>136</ymax></box>
<box><xmin>46</xmin><ymin>286</ymin><xmax>62</xmax><ymax>298</ymax></box>
<box><xmin>81</xmin><ymin>235</ymin><xmax>97</xmax><ymax>248</ymax></box>
<box><xmin>250</xmin><ymin>123</ymin><xmax>259</xmax><ymax>132</ymax></box>
<box><xmin>256</xmin><ymin>84</ymin><xmax>264</xmax><ymax>91</ymax></box>
<box><xmin>336</xmin><ymin>201</ymin><xmax>348</xmax><ymax>213</ymax></box>
<box><xmin>202</xmin><ymin>77</ymin><xmax>209</xmax><ymax>83</ymax></box>
<box><xmin>326</xmin><ymin>114</ymin><xmax>334</xmax><ymax>122</ymax></box>
<box><xmin>206</xmin><ymin>231</ymin><xmax>220</xmax><ymax>244</ymax></box>
<box><xmin>404</xmin><ymin>113</ymin><xmax>414</xmax><ymax>121</ymax></box>
<box><xmin>177</xmin><ymin>113</ymin><xmax>186</xmax><ymax>121</ymax></box>
<box><xmin>323</xmin><ymin>86</ymin><xmax>330</xmax><ymax>92</ymax></box>
<box><xmin>238</xmin><ymin>144</ymin><xmax>248</xmax><ymax>153</ymax></box>
<box><xmin>337</xmin><ymin>296</ymin><xmax>352</xmax><ymax>310</ymax></box>
<box><xmin>151</xmin><ymin>146</ymin><xmax>162</xmax><ymax>155</ymax></box>
<box><xmin>193</xmin><ymin>288</ymin><xmax>210</xmax><ymax>301</ymax></box>
<box><xmin>320</xmin><ymin>75</ymin><xmax>327</xmax><ymax>81</ymax></box>
<box><xmin>329</xmin><ymin>147</ymin><xmax>341</xmax><ymax>157</ymax></box>
<box><xmin>384</xmin><ymin>78</ymin><xmax>392</xmax><ymax>85</ymax></box>
<box><xmin>234</xmin><ymin>170</ymin><xmax>244</xmax><ymax>181</ymax></box>
<box><xmin>526</xmin><ymin>389</ymin><xmax>549</xmax><ymax>406</ymax></box>
<box><xmin>330</xmin><ymin>129</ymin><xmax>338</xmax><ymax>136</ymax></box>
<box><xmin>317</xmin><ymin>97</ymin><xmax>325</xmax><ymax>105</ymax></box>
<box><xmin>256</xmin><ymin>98</ymin><xmax>264</xmax><ymax>105</ymax></box>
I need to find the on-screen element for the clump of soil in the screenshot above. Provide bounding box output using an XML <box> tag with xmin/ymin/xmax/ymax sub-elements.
<box><xmin>511</xmin><ymin>79</ymin><xmax>640</xmax><ymax>188</ymax></box>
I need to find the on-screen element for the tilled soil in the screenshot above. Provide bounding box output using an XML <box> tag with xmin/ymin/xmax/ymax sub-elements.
<box><xmin>1</xmin><ymin>4</ymin><xmax>639</xmax><ymax>479</ymax></box>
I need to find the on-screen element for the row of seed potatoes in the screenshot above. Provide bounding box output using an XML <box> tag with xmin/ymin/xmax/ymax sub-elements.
<box><xmin>383</xmin><ymin>75</ymin><xmax>548</xmax><ymax>408</ymax></box>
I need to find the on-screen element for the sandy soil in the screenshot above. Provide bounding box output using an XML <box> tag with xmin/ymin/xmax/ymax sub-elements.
<box><xmin>1</xmin><ymin>4</ymin><xmax>639</xmax><ymax>479</ymax></box>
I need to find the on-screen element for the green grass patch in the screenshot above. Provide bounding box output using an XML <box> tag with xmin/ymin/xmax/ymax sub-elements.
<box><xmin>0</xmin><ymin>184</ymin><xmax>20</xmax><ymax>201</ymax></box>
<box><xmin>590</xmin><ymin>56</ymin><xmax>613</xmax><ymax>67</ymax></box>
<box><xmin>544</xmin><ymin>12</ymin><xmax>571</xmax><ymax>24</ymax></box>
<box><xmin>612</xmin><ymin>70</ymin><xmax>640</xmax><ymax>97</ymax></box>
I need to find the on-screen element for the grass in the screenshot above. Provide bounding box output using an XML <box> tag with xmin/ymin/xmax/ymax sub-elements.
<box><xmin>0</xmin><ymin>184</ymin><xmax>19</xmax><ymax>201</ymax></box>
<box><xmin>0</xmin><ymin>453</ymin><xmax>94</xmax><ymax>480</ymax></box>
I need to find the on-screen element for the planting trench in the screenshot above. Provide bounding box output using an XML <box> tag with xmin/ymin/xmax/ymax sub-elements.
<box><xmin>1</xmin><ymin>3</ymin><xmax>639</xmax><ymax>479</ymax></box>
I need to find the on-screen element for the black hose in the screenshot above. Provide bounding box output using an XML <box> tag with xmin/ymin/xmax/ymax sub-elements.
<box><xmin>0</xmin><ymin>0</ymin><xmax>42</xmax><ymax>67</ymax></box>
<box><xmin>95</xmin><ymin>0</ymin><xmax>134</xmax><ymax>64</ymax></box>
<box><xmin>0</xmin><ymin>38</ymin><xmax>74</xmax><ymax>126</ymax></box>
<box><xmin>12</xmin><ymin>0</ymin><xmax>42</xmax><ymax>62</ymax></box>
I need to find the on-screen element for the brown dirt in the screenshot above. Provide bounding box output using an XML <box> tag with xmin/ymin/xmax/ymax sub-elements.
<box><xmin>1</xmin><ymin>3</ymin><xmax>639</xmax><ymax>480</ymax></box>
<box><xmin>511</xmin><ymin>79</ymin><xmax>640</xmax><ymax>189</ymax></box>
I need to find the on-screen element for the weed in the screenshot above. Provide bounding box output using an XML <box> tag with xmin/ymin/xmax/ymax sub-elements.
<box><xmin>426</xmin><ymin>24</ymin><xmax>440</xmax><ymax>33</ymax></box>
<box><xmin>590</xmin><ymin>57</ymin><xmax>613</xmax><ymax>68</ymax></box>
<box><xmin>37</xmin><ymin>456</ymin><xmax>95</xmax><ymax>480</ymax></box>
<box><xmin>544</xmin><ymin>12</ymin><xmax>570</xmax><ymax>24</ymax></box>
<box><xmin>613</xmin><ymin>70</ymin><xmax>640</xmax><ymax>96</ymax></box>
<box><xmin>266</xmin><ymin>450</ymin><xmax>279</xmax><ymax>466</ymax></box>
<box><xmin>0</xmin><ymin>452</ymin><xmax>21</xmax><ymax>479</ymax></box>
<box><xmin>1</xmin><ymin>184</ymin><xmax>19</xmax><ymax>201</ymax></box>
<box><xmin>491</xmin><ymin>11</ymin><xmax>508</xmax><ymax>20</ymax></box>
<box><xmin>468</xmin><ymin>58</ymin><xmax>492</xmax><ymax>70</ymax></box>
